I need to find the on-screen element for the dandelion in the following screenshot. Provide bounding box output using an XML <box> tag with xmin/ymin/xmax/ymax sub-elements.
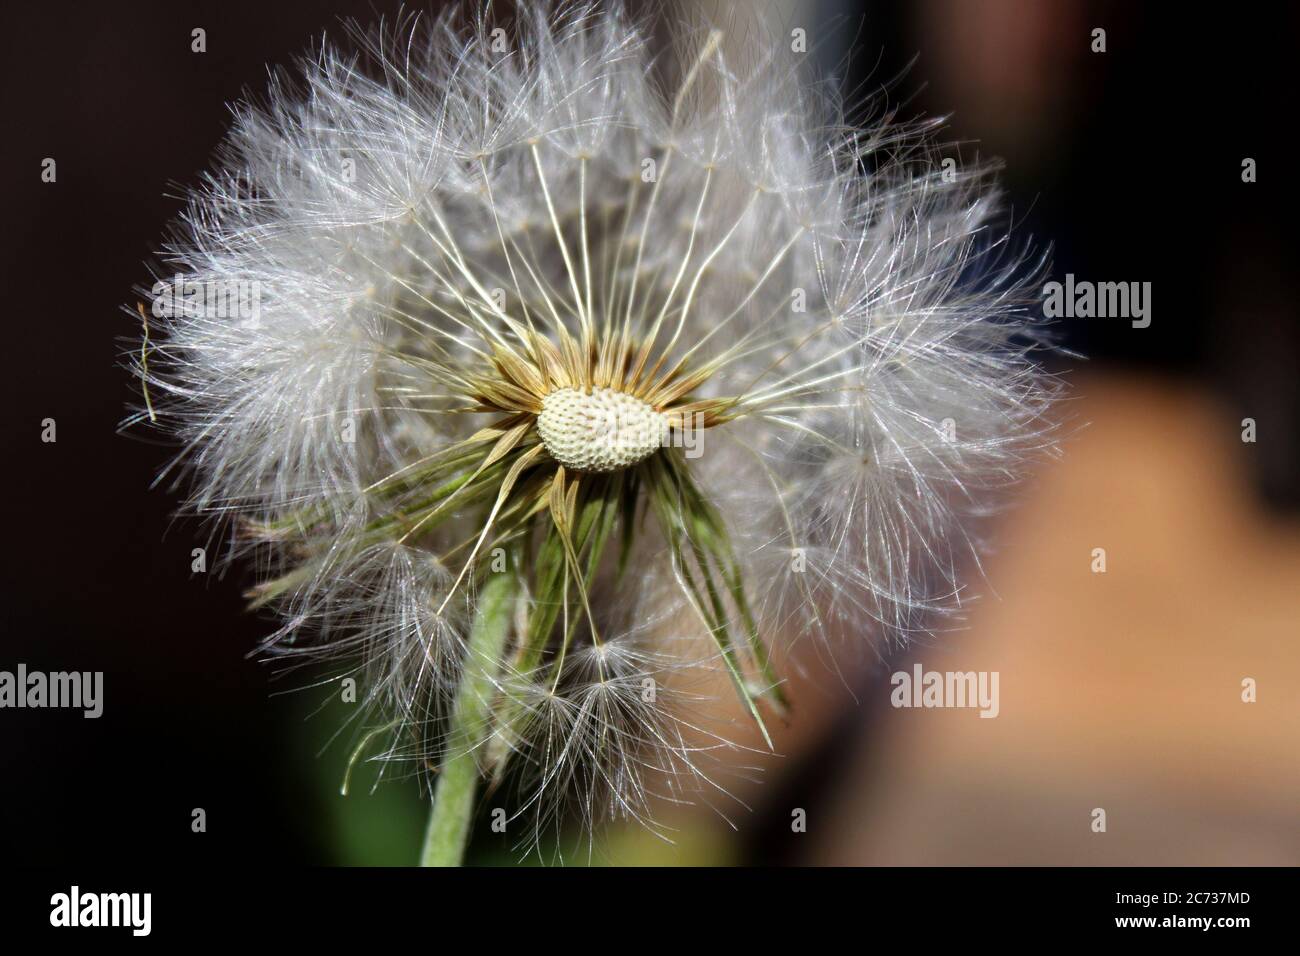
<box><xmin>131</xmin><ymin>0</ymin><xmax>1060</xmax><ymax>864</ymax></box>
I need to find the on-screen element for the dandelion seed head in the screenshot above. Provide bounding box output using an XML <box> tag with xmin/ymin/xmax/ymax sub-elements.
<box><xmin>131</xmin><ymin>0</ymin><xmax>1064</xmax><ymax>845</ymax></box>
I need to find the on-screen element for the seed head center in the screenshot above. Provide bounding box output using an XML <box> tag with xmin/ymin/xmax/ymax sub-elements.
<box><xmin>536</xmin><ymin>387</ymin><xmax>668</xmax><ymax>473</ymax></box>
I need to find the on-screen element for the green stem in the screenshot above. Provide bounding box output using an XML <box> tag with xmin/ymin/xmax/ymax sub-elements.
<box><xmin>419</xmin><ymin>570</ymin><xmax>515</xmax><ymax>867</ymax></box>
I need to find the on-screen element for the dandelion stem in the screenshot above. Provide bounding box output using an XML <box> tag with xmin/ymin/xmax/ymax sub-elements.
<box><xmin>420</xmin><ymin>570</ymin><xmax>515</xmax><ymax>867</ymax></box>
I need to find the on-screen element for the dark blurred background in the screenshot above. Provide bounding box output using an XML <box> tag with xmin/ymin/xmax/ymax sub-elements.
<box><xmin>1</xmin><ymin>0</ymin><xmax>1294</xmax><ymax>865</ymax></box>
